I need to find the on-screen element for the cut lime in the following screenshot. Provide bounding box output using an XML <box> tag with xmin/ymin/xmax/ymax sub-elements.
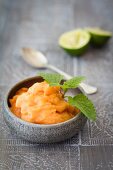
<box><xmin>59</xmin><ymin>29</ymin><xmax>91</xmax><ymax>56</ymax></box>
<box><xmin>85</xmin><ymin>27</ymin><xmax>112</xmax><ymax>46</ymax></box>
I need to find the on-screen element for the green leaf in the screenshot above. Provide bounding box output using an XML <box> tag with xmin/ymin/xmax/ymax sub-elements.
<box><xmin>62</xmin><ymin>76</ymin><xmax>85</xmax><ymax>89</ymax></box>
<box><xmin>49</xmin><ymin>83</ymin><xmax>61</xmax><ymax>86</ymax></box>
<box><xmin>39</xmin><ymin>73</ymin><xmax>63</xmax><ymax>86</ymax></box>
<box><xmin>68</xmin><ymin>94</ymin><xmax>96</xmax><ymax>121</ymax></box>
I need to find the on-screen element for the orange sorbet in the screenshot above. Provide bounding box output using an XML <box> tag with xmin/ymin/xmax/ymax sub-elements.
<box><xmin>9</xmin><ymin>81</ymin><xmax>79</xmax><ymax>124</ymax></box>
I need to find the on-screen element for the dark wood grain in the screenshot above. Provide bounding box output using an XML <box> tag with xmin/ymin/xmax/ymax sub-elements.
<box><xmin>0</xmin><ymin>0</ymin><xmax>113</xmax><ymax>169</ymax></box>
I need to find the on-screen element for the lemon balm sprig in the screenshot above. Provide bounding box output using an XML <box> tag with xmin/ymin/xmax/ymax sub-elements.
<box><xmin>68</xmin><ymin>95</ymin><xmax>96</xmax><ymax>121</ymax></box>
<box><xmin>39</xmin><ymin>72</ymin><xmax>85</xmax><ymax>89</ymax></box>
<box><xmin>39</xmin><ymin>72</ymin><xmax>96</xmax><ymax>121</ymax></box>
<box><xmin>62</xmin><ymin>76</ymin><xmax>85</xmax><ymax>94</ymax></box>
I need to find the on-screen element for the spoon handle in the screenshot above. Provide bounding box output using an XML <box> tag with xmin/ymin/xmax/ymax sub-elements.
<box><xmin>47</xmin><ymin>64</ymin><xmax>97</xmax><ymax>95</ymax></box>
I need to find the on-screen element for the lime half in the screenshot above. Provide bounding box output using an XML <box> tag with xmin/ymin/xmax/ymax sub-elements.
<box><xmin>59</xmin><ymin>29</ymin><xmax>91</xmax><ymax>56</ymax></box>
<box><xmin>86</xmin><ymin>27</ymin><xmax>112</xmax><ymax>46</ymax></box>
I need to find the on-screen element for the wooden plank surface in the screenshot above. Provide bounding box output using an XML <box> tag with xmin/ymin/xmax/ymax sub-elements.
<box><xmin>0</xmin><ymin>0</ymin><xmax>113</xmax><ymax>169</ymax></box>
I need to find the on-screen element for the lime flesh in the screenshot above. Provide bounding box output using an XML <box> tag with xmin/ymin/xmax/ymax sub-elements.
<box><xmin>86</xmin><ymin>27</ymin><xmax>112</xmax><ymax>46</ymax></box>
<box><xmin>59</xmin><ymin>29</ymin><xmax>91</xmax><ymax>56</ymax></box>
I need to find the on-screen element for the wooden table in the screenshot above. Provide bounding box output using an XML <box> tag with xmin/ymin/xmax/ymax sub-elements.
<box><xmin>0</xmin><ymin>0</ymin><xmax>113</xmax><ymax>169</ymax></box>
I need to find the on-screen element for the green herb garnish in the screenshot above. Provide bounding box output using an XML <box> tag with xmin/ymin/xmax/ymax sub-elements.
<box><xmin>39</xmin><ymin>72</ymin><xmax>63</xmax><ymax>86</ymax></box>
<box><xmin>68</xmin><ymin>95</ymin><xmax>96</xmax><ymax>121</ymax></box>
<box><xmin>39</xmin><ymin>72</ymin><xmax>96</xmax><ymax>121</ymax></box>
<box><xmin>62</xmin><ymin>76</ymin><xmax>85</xmax><ymax>93</ymax></box>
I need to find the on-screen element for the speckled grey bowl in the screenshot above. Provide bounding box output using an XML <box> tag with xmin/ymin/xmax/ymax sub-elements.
<box><xmin>3</xmin><ymin>76</ymin><xmax>87</xmax><ymax>143</ymax></box>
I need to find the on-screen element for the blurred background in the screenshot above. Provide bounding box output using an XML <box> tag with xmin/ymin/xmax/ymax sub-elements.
<box><xmin>0</xmin><ymin>0</ymin><xmax>113</xmax><ymax>85</ymax></box>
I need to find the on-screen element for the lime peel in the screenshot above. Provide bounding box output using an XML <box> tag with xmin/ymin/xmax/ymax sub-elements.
<box><xmin>85</xmin><ymin>27</ymin><xmax>112</xmax><ymax>46</ymax></box>
<box><xmin>59</xmin><ymin>29</ymin><xmax>91</xmax><ymax>56</ymax></box>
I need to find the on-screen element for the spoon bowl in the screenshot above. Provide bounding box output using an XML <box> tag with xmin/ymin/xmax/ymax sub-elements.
<box><xmin>22</xmin><ymin>48</ymin><xmax>48</xmax><ymax>68</ymax></box>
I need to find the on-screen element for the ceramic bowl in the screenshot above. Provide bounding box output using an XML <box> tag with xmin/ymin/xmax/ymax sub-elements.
<box><xmin>3</xmin><ymin>76</ymin><xmax>87</xmax><ymax>143</ymax></box>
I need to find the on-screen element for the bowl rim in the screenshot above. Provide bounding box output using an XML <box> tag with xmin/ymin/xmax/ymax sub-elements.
<box><xmin>3</xmin><ymin>76</ymin><xmax>85</xmax><ymax>128</ymax></box>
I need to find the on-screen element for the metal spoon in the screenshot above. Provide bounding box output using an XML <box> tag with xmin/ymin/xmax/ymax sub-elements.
<box><xmin>21</xmin><ymin>47</ymin><xmax>97</xmax><ymax>94</ymax></box>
